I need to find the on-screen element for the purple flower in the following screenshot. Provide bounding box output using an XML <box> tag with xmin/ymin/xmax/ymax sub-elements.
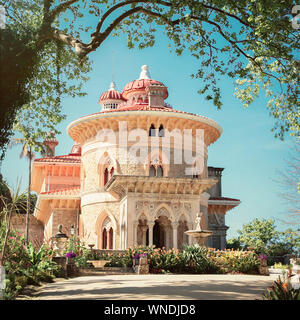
<box><xmin>133</xmin><ymin>253</ymin><xmax>148</xmax><ymax>259</ymax></box>
<box><xmin>65</xmin><ymin>252</ymin><xmax>76</xmax><ymax>258</ymax></box>
<box><xmin>258</xmin><ymin>254</ymin><xmax>268</xmax><ymax>261</ymax></box>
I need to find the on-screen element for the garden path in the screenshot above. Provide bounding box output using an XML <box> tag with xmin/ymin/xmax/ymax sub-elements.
<box><xmin>24</xmin><ymin>274</ymin><xmax>276</xmax><ymax>300</ymax></box>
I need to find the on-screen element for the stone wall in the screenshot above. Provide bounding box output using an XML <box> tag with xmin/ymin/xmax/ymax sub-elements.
<box><xmin>51</xmin><ymin>209</ymin><xmax>79</xmax><ymax>238</ymax></box>
<box><xmin>10</xmin><ymin>214</ymin><xmax>44</xmax><ymax>248</ymax></box>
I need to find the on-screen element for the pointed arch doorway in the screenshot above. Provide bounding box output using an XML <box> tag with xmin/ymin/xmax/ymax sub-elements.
<box><xmin>153</xmin><ymin>214</ymin><xmax>172</xmax><ymax>249</ymax></box>
<box><xmin>153</xmin><ymin>220</ymin><xmax>164</xmax><ymax>248</ymax></box>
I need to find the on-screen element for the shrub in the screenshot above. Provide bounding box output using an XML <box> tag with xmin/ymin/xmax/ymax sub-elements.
<box><xmin>272</xmin><ymin>262</ymin><xmax>292</xmax><ymax>270</ymax></box>
<box><xmin>0</xmin><ymin>227</ymin><xmax>61</xmax><ymax>300</ymax></box>
<box><xmin>182</xmin><ymin>245</ymin><xmax>216</xmax><ymax>273</ymax></box>
<box><xmin>208</xmin><ymin>248</ymin><xmax>260</xmax><ymax>274</ymax></box>
<box><xmin>63</xmin><ymin>236</ymin><xmax>94</xmax><ymax>268</ymax></box>
<box><xmin>263</xmin><ymin>274</ymin><xmax>300</xmax><ymax>300</ymax></box>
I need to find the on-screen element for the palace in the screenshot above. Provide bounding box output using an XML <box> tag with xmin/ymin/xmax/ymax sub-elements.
<box><xmin>30</xmin><ymin>65</ymin><xmax>240</xmax><ymax>250</ymax></box>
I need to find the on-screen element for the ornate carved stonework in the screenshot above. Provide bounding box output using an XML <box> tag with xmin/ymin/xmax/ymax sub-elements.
<box><xmin>172</xmin><ymin>202</ymin><xmax>181</xmax><ymax>213</ymax></box>
<box><xmin>184</xmin><ymin>203</ymin><xmax>191</xmax><ymax>213</ymax></box>
<box><xmin>156</xmin><ymin>207</ymin><xmax>170</xmax><ymax>219</ymax></box>
<box><xmin>102</xmin><ymin>216</ymin><xmax>112</xmax><ymax>231</ymax></box>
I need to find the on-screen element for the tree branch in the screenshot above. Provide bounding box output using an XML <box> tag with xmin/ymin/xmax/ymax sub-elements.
<box><xmin>93</xmin><ymin>0</ymin><xmax>171</xmax><ymax>36</ymax></box>
<box><xmin>38</xmin><ymin>27</ymin><xmax>88</xmax><ymax>58</ymax></box>
<box><xmin>187</xmin><ymin>16</ymin><xmax>285</xmax><ymax>88</ymax></box>
<box><xmin>89</xmin><ymin>6</ymin><xmax>176</xmax><ymax>56</ymax></box>
<box><xmin>200</xmin><ymin>3</ymin><xmax>251</xmax><ymax>28</ymax></box>
<box><xmin>201</xmin><ymin>18</ymin><xmax>254</xmax><ymax>61</ymax></box>
<box><xmin>48</xmin><ymin>0</ymin><xmax>80</xmax><ymax>22</ymax></box>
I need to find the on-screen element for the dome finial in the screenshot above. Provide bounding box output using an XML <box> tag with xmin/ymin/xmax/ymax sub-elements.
<box><xmin>109</xmin><ymin>81</ymin><xmax>116</xmax><ymax>91</ymax></box>
<box><xmin>139</xmin><ymin>65</ymin><xmax>151</xmax><ymax>79</ymax></box>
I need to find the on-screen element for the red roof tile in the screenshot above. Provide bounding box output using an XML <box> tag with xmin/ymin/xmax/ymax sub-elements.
<box><xmin>99</xmin><ymin>89</ymin><xmax>126</xmax><ymax>103</ymax></box>
<box><xmin>35</xmin><ymin>154</ymin><xmax>81</xmax><ymax>164</ymax></box>
<box><xmin>40</xmin><ymin>186</ymin><xmax>80</xmax><ymax>196</ymax></box>
<box><xmin>122</xmin><ymin>79</ymin><xmax>168</xmax><ymax>99</ymax></box>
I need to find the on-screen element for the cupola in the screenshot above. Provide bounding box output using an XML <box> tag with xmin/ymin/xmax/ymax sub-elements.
<box><xmin>99</xmin><ymin>82</ymin><xmax>126</xmax><ymax>111</ymax></box>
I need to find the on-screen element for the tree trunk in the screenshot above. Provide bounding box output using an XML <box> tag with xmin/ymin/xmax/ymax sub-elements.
<box><xmin>25</xmin><ymin>147</ymin><xmax>32</xmax><ymax>246</ymax></box>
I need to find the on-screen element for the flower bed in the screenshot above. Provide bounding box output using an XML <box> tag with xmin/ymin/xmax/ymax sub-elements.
<box><xmin>100</xmin><ymin>245</ymin><xmax>260</xmax><ymax>275</ymax></box>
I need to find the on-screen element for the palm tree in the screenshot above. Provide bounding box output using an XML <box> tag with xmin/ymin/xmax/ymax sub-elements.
<box><xmin>0</xmin><ymin>180</ymin><xmax>26</xmax><ymax>266</ymax></box>
<box><xmin>9</xmin><ymin>137</ymin><xmax>52</xmax><ymax>245</ymax></box>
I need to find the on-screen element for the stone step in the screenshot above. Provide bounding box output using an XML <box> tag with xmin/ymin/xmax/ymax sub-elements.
<box><xmin>79</xmin><ymin>267</ymin><xmax>134</xmax><ymax>276</ymax></box>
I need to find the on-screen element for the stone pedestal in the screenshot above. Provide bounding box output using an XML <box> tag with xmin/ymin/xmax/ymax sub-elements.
<box><xmin>66</xmin><ymin>263</ymin><xmax>79</xmax><ymax>277</ymax></box>
<box><xmin>133</xmin><ymin>264</ymin><xmax>149</xmax><ymax>275</ymax></box>
<box><xmin>52</xmin><ymin>256</ymin><xmax>67</xmax><ymax>277</ymax></box>
<box><xmin>132</xmin><ymin>255</ymin><xmax>149</xmax><ymax>274</ymax></box>
<box><xmin>258</xmin><ymin>265</ymin><xmax>269</xmax><ymax>276</ymax></box>
<box><xmin>52</xmin><ymin>256</ymin><xmax>78</xmax><ymax>277</ymax></box>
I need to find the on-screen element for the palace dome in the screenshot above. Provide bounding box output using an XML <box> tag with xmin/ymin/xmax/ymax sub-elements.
<box><xmin>121</xmin><ymin>65</ymin><xmax>168</xmax><ymax>99</ymax></box>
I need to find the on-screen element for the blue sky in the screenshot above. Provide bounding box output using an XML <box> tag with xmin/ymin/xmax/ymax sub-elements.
<box><xmin>1</xmin><ymin>25</ymin><xmax>296</xmax><ymax>239</ymax></box>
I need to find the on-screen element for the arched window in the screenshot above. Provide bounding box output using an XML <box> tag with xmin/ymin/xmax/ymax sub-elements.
<box><xmin>157</xmin><ymin>165</ymin><xmax>163</xmax><ymax>177</ymax></box>
<box><xmin>149</xmin><ymin>165</ymin><xmax>156</xmax><ymax>177</ymax></box>
<box><xmin>149</xmin><ymin>124</ymin><xmax>156</xmax><ymax>136</ymax></box>
<box><xmin>102</xmin><ymin>229</ymin><xmax>107</xmax><ymax>249</ymax></box>
<box><xmin>110</xmin><ymin>167</ymin><xmax>114</xmax><ymax>179</ymax></box>
<box><xmin>158</xmin><ymin>124</ymin><xmax>164</xmax><ymax>137</ymax></box>
<box><xmin>104</xmin><ymin>168</ymin><xmax>109</xmax><ymax>185</ymax></box>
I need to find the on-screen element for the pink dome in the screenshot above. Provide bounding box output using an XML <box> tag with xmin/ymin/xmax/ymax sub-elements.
<box><xmin>99</xmin><ymin>89</ymin><xmax>126</xmax><ymax>103</ymax></box>
<box><xmin>99</xmin><ymin>82</ymin><xmax>126</xmax><ymax>104</ymax></box>
<box><xmin>122</xmin><ymin>79</ymin><xmax>168</xmax><ymax>99</ymax></box>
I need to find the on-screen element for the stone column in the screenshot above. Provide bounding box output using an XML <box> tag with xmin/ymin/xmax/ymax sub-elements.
<box><xmin>172</xmin><ymin>222</ymin><xmax>179</xmax><ymax>250</ymax></box>
<box><xmin>164</xmin><ymin>226</ymin><xmax>169</xmax><ymax>249</ymax></box>
<box><xmin>141</xmin><ymin>226</ymin><xmax>148</xmax><ymax>246</ymax></box>
<box><xmin>133</xmin><ymin>221</ymin><xmax>138</xmax><ymax>246</ymax></box>
<box><xmin>106</xmin><ymin>228</ymin><xmax>109</xmax><ymax>249</ymax></box>
<box><xmin>108</xmin><ymin>229</ymin><xmax>111</xmax><ymax>249</ymax></box>
<box><xmin>148</xmin><ymin>221</ymin><xmax>155</xmax><ymax>247</ymax></box>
